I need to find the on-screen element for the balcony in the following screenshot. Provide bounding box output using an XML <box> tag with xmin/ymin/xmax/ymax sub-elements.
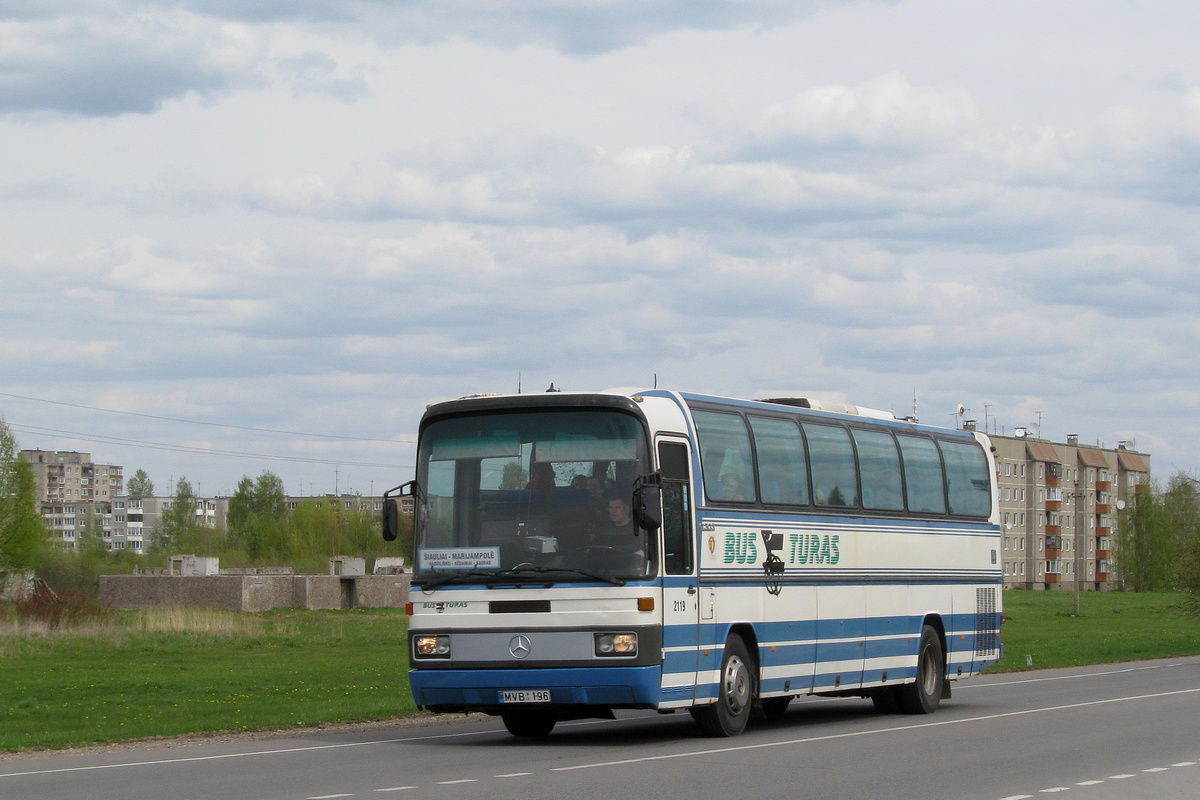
<box><xmin>1045</xmin><ymin>548</ymin><xmax>1062</xmax><ymax>558</ymax></box>
<box><xmin>1096</xmin><ymin>480</ymin><xmax>1112</xmax><ymax>491</ymax></box>
<box><xmin>1047</xmin><ymin>476</ymin><xmax>1062</xmax><ymax>486</ymax></box>
<box><xmin>1046</xmin><ymin>500</ymin><xmax>1062</xmax><ymax>511</ymax></box>
<box><xmin>1097</xmin><ymin>572</ymin><xmax>1111</xmax><ymax>581</ymax></box>
<box><xmin>1045</xmin><ymin>574</ymin><xmax>1062</xmax><ymax>583</ymax></box>
<box><xmin>1096</xmin><ymin>503</ymin><xmax>1112</xmax><ymax>514</ymax></box>
<box><xmin>1096</xmin><ymin>526</ymin><xmax>1112</xmax><ymax>536</ymax></box>
<box><xmin>1096</xmin><ymin>549</ymin><xmax>1111</xmax><ymax>559</ymax></box>
<box><xmin>1045</xmin><ymin>525</ymin><xmax>1062</xmax><ymax>535</ymax></box>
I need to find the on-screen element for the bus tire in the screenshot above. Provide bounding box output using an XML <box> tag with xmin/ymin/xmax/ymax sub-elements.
<box><xmin>757</xmin><ymin>696</ymin><xmax>791</xmax><ymax>720</ymax></box>
<box><xmin>897</xmin><ymin>624</ymin><xmax>944</xmax><ymax>715</ymax></box>
<box><xmin>691</xmin><ymin>635</ymin><xmax>754</xmax><ymax>737</ymax></box>
<box><xmin>501</xmin><ymin>710</ymin><xmax>557</xmax><ymax>737</ymax></box>
<box><xmin>871</xmin><ymin>687</ymin><xmax>900</xmax><ymax>714</ymax></box>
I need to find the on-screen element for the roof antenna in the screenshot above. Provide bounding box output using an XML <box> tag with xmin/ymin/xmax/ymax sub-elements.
<box><xmin>654</xmin><ymin>373</ymin><xmax>658</xmax><ymax>389</ymax></box>
<box><xmin>518</xmin><ymin>372</ymin><xmax>522</xmax><ymax>394</ymax></box>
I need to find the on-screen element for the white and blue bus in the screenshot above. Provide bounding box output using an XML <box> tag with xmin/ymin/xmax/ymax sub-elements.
<box><xmin>384</xmin><ymin>389</ymin><xmax>1002</xmax><ymax>737</ymax></box>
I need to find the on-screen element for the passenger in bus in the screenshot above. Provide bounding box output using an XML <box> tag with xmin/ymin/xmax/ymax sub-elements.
<box><xmin>720</xmin><ymin>473</ymin><xmax>747</xmax><ymax>501</ymax></box>
<box><xmin>525</xmin><ymin>462</ymin><xmax>556</xmax><ymax>495</ymax></box>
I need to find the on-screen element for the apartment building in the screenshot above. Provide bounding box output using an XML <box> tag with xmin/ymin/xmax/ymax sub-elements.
<box><xmin>20</xmin><ymin>450</ymin><xmax>123</xmax><ymax>551</ymax></box>
<box><xmin>987</xmin><ymin>429</ymin><xmax>1150</xmax><ymax>590</ymax></box>
<box><xmin>108</xmin><ymin>495</ymin><xmax>227</xmax><ymax>553</ymax></box>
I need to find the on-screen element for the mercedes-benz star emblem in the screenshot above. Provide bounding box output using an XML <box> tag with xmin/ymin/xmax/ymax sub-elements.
<box><xmin>508</xmin><ymin>634</ymin><xmax>532</xmax><ymax>659</ymax></box>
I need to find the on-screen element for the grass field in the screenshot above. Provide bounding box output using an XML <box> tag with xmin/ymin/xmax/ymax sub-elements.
<box><xmin>989</xmin><ymin>589</ymin><xmax>1200</xmax><ymax>672</ymax></box>
<box><xmin>0</xmin><ymin>608</ymin><xmax>416</xmax><ymax>752</ymax></box>
<box><xmin>1</xmin><ymin>591</ymin><xmax>1197</xmax><ymax>752</ymax></box>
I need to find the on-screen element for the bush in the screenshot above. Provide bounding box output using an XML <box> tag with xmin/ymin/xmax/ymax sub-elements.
<box><xmin>16</xmin><ymin>586</ymin><xmax>110</xmax><ymax>628</ymax></box>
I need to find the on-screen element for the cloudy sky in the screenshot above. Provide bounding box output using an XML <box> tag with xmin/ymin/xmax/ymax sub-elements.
<box><xmin>2</xmin><ymin>0</ymin><xmax>1198</xmax><ymax>498</ymax></box>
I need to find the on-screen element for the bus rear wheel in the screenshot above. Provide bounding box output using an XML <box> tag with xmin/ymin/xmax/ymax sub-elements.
<box><xmin>897</xmin><ymin>624</ymin><xmax>944</xmax><ymax>715</ymax></box>
<box><xmin>501</xmin><ymin>709</ymin><xmax>557</xmax><ymax>737</ymax></box>
<box><xmin>691</xmin><ymin>635</ymin><xmax>754</xmax><ymax>737</ymax></box>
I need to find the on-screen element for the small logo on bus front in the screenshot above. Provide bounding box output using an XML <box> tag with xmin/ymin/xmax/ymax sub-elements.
<box><xmin>509</xmin><ymin>635</ymin><xmax>532</xmax><ymax>659</ymax></box>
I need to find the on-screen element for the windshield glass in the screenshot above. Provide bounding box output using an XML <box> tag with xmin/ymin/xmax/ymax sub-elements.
<box><xmin>414</xmin><ymin>409</ymin><xmax>654</xmax><ymax>584</ymax></box>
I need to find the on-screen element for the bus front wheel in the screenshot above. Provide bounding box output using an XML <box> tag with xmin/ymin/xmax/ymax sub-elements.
<box><xmin>897</xmin><ymin>624</ymin><xmax>944</xmax><ymax>715</ymax></box>
<box><xmin>691</xmin><ymin>635</ymin><xmax>754</xmax><ymax>737</ymax></box>
<box><xmin>501</xmin><ymin>709</ymin><xmax>557</xmax><ymax>737</ymax></box>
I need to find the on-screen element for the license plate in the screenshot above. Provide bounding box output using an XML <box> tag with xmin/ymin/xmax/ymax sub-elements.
<box><xmin>500</xmin><ymin>689</ymin><xmax>551</xmax><ymax>704</ymax></box>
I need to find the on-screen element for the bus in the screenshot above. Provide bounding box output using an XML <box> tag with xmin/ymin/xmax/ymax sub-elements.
<box><xmin>383</xmin><ymin>389</ymin><xmax>1002</xmax><ymax>738</ymax></box>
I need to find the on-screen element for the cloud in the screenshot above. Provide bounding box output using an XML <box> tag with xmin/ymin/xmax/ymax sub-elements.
<box><xmin>0</xmin><ymin>9</ymin><xmax>265</xmax><ymax>115</ymax></box>
<box><xmin>276</xmin><ymin>51</ymin><xmax>369</xmax><ymax>102</ymax></box>
<box><xmin>752</xmin><ymin>72</ymin><xmax>977</xmax><ymax>155</ymax></box>
<box><xmin>188</xmin><ymin>0</ymin><xmax>848</xmax><ymax>55</ymax></box>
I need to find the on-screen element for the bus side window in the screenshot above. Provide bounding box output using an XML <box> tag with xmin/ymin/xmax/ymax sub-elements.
<box><xmin>853</xmin><ymin>429</ymin><xmax>903</xmax><ymax>511</ymax></box>
<box><xmin>693</xmin><ymin>410</ymin><xmax>757</xmax><ymax>503</ymax></box>
<box><xmin>749</xmin><ymin>416</ymin><xmax>809</xmax><ymax>505</ymax></box>
<box><xmin>802</xmin><ymin>422</ymin><xmax>858</xmax><ymax>508</ymax></box>
<box><xmin>659</xmin><ymin>442</ymin><xmax>693</xmax><ymax>575</ymax></box>
<box><xmin>939</xmin><ymin>439</ymin><xmax>992</xmax><ymax>517</ymax></box>
<box><xmin>897</xmin><ymin>435</ymin><xmax>947</xmax><ymax>514</ymax></box>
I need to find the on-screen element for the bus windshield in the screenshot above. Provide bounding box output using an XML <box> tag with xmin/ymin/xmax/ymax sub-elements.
<box><xmin>414</xmin><ymin>409</ymin><xmax>654</xmax><ymax>585</ymax></box>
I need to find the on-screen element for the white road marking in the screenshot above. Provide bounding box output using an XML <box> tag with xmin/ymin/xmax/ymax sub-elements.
<box><xmin>496</xmin><ymin>772</ymin><xmax>533</xmax><ymax>777</ymax></box>
<box><xmin>1172</xmin><ymin>762</ymin><xmax>1197</xmax><ymax>767</ymax></box>
<box><xmin>0</xmin><ymin>728</ymin><xmax>500</xmax><ymax>780</ymax></box>
<box><xmin>550</xmin><ymin>687</ymin><xmax>1200</xmax><ymax>772</ymax></box>
<box><xmin>1143</xmin><ymin>767</ymin><xmax>1169</xmax><ymax>773</ymax></box>
<box><xmin>308</xmin><ymin>794</ymin><xmax>354</xmax><ymax>799</ymax></box>
<box><xmin>1108</xmin><ymin>774</ymin><xmax>1136</xmax><ymax>779</ymax></box>
<box><xmin>1038</xmin><ymin>788</ymin><xmax>1070</xmax><ymax>793</ymax></box>
<box><xmin>436</xmin><ymin>779</ymin><xmax>477</xmax><ymax>785</ymax></box>
<box><xmin>1075</xmin><ymin>780</ymin><xmax>1103</xmax><ymax>786</ymax></box>
<box><xmin>373</xmin><ymin>787</ymin><xmax>417</xmax><ymax>792</ymax></box>
<box><xmin>999</xmin><ymin>795</ymin><xmax>1032</xmax><ymax>799</ymax></box>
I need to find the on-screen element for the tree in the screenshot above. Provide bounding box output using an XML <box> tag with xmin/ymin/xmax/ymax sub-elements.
<box><xmin>126</xmin><ymin>469</ymin><xmax>155</xmax><ymax>496</ymax></box>
<box><xmin>0</xmin><ymin>416</ymin><xmax>47</xmax><ymax>572</ymax></box>
<box><xmin>1116</xmin><ymin>477</ymin><xmax>1174</xmax><ymax>591</ymax></box>
<box><xmin>156</xmin><ymin>476</ymin><xmax>198</xmax><ymax>552</ymax></box>
<box><xmin>1164</xmin><ymin>473</ymin><xmax>1200</xmax><ymax>613</ymax></box>
<box><xmin>226</xmin><ymin>471</ymin><xmax>288</xmax><ymax>560</ymax></box>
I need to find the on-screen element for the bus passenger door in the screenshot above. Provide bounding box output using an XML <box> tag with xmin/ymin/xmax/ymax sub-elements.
<box><xmin>658</xmin><ymin>439</ymin><xmax>700</xmax><ymax>706</ymax></box>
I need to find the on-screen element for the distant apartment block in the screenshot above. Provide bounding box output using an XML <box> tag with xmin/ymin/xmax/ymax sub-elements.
<box><xmin>984</xmin><ymin>428</ymin><xmax>1150</xmax><ymax>591</ymax></box>
<box><xmin>20</xmin><ymin>450</ymin><xmax>123</xmax><ymax>551</ymax></box>
<box><xmin>108</xmin><ymin>495</ymin><xmax>227</xmax><ymax>553</ymax></box>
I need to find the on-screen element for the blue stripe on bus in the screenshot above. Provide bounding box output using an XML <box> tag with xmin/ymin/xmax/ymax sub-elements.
<box><xmin>411</xmin><ymin>665</ymin><xmax>662</xmax><ymax>708</ymax></box>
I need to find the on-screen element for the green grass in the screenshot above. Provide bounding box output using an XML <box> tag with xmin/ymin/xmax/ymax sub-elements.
<box><xmin>989</xmin><ymin>590</ymin><xmax>1200</xmax><ymax>672</ymax></box>
<box><xmin>1</xmin><ymin>592</ymin><xmax>1198</xmax><ymax>753</ymax></box>
<box><xmin>0</xmin><ymin>608</ymin><xmax>415</xmax><ymax>752</ymax></box>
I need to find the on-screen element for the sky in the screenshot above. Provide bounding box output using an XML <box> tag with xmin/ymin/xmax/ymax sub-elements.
<box><xmin>2</xmin><ymin>0</ymin><xmax>1199</xmax><ymax>498</ymax></box>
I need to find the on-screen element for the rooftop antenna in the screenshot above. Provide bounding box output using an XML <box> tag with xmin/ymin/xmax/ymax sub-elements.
<box><xmin>518</xmin><ymin>372</ymin><xmax>522</xmax><ymax>394</ymax></box>
<box><xmin>654</xmin><ymin>373</ymin><xmax>658</xmax><ymax>389</ymax></box>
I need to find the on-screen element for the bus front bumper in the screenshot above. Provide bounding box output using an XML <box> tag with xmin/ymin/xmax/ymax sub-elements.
<box><xmin>410</xmin><ymin>665</ymin><xmax>662</xmax><ymax>712</ymax></box>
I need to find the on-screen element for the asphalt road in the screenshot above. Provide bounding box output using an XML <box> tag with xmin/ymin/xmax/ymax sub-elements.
<box><xmin>3</xmin><ymin>656</ymin><xmax>1199</xmax><ymax>800</ymax></box>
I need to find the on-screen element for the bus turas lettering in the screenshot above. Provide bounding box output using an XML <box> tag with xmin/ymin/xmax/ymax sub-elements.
<box><xmin>722</xmin><ymin>531</ymin><xmax>759</xmax><ymax>564</ymax></box>
<box><xmin>788</xmin><ymin>533</ymin><xmax>840</xmax><ymax>565</ymax></box>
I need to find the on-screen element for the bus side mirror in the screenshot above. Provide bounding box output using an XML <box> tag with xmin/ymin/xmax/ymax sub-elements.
<box><xmin>382</xmin><ymin>498</ymin><xmax>400</xmax><ymax>541</ymax></box>
<box><xmin>633</xmin><ymin>478</ymin><xmax>662</xmax><ymax>532</ymax></box>
<box><xmin>382</xmin><ymin>481</ymin><xmax>415</xmax><ymax>542</ymax></box>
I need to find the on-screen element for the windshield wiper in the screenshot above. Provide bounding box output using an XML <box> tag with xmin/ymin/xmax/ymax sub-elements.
<box><xmin>506</xmin><ymin>564</ymin><xmax>626</xmax><ymax>586</ymax></box>
<box><xmin>417</xmin><ymin>570</ymin><xmax>502</xmax><ymax>590</ymax></box>
<box><xmin>417</xmin><ymin>565</ymin><xmax>626</xmax><ymax>590</ymax></box>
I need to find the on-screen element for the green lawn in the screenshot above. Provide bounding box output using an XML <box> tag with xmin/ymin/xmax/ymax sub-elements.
<box><xmin>990</xmin><ymin>589</ymin><xmax>1200</xmax><ymax>671</ymax></box>
<box><xmin>0</xmin><ymin>608</ymin><xmax>416</xmax><ymax>752</ymax></box>
<box><xmin>1</xmin><ymin>592</ymin><xmax>1197</xmax><ymax>752</ymax></box>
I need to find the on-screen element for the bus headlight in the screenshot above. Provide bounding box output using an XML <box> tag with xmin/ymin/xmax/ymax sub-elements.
<box><xmin>414</xmin><ymin>634</ymin><xmax>451</xmax><ymax>659</ymax></box>
<box><xmin>594</xmin><ymin>632</ymin><xmax>638</xmax><ymax>657</ymax></box>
